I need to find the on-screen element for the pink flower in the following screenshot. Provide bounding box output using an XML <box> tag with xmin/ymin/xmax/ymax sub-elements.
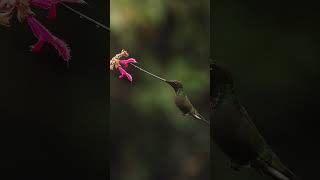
<box><xmin>121</xmin><ymin>50</ymin><xmax>129</xmax><ymax>57</ymax></box>
<box><xmin>29</xmin><ymin>0</ymin><xmax>86</xmax><ymax>20</ymax></box>
<box><xmin>118</xmin><ymin>67</ymin><xmax>132</xmax><ymax>82</ymax></box>
<box><xmin>26</xmin><ymin>15</ymin><xmax>70</xmax><ymax>61</ymax></box>
<box><xmin>110</xmin><ymin>50</ymin><xmax>137</xmax><ymax>82</ymax></box>
<box><xmin>119</xmin><ymin>58</ymin><xmax>137</xmax><ymax>68</ymax></box>
<box><xmin>0</xmin><ymin>0</ymin><xmax>86</xmax><ymax>61</ymax></box>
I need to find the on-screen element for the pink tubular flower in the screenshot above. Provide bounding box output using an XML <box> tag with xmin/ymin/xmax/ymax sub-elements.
<box><xmin>119</xmin><ymin>58</ymin><xmax>137</xmax><ymax>68</ymax></box>
<box><xmin>29</xmin><ymin>0</ymin><xmax>87</xmax><ymax>20</ymax></box>
<box><xmin>0</xmin><ymin>0</ymin><xmax>86</xmax><ymax>61</ymax></box>
<box><xmin>26</xmin><ymin>15</ymin><xmax>70</xmax><ymax>60</ymax></box>
<box><xmin>118</xmin><ymin>67</ymin><xmax>132</xmax><ymax>82</ymax></box>
<box><xmin>110</xmin><ymin>50</ymin><xmax>138</xmax><ymax>82</ymax></box>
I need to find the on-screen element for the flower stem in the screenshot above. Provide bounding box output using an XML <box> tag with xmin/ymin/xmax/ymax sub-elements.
<box><xmin>60</xmin><ymin>2</ymin><xmax>110</xmax><ymax>31</ymax></box>
<box><xmin>61</xmin><ymin>4</ymin><xmax>168</xmax><ymax>82</ymax></box>
<box><xmin>129</xmin><ymin>63</ymin><xmax>167</xmax><ymax>82</ymax></box>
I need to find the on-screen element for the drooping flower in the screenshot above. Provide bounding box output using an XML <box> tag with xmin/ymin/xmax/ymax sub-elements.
<box><xmin>110</xmin><ymin>50</ymin><xmax>138</xmax><ymax>82</ymax></box>
<box><xmin>29</xmin><ymin>0</ymin><xmax>86</xmax><ymax>20</ymax></box>
<box><xmin>0</xmin><ymin>0</ymin><xmax>86</xmax><ymax>61</ymax></box>
<box><xmin>26</xmin><ymin>16</ymin><xmax>70</xmax><ymax>60</ymax></box>
<box><xmin>118</xmin><ymin>67</ymin><xmax>132</xmax><ymax>82</ymax></box>
<box><xmin>119</xmin><ymin>58</ymin><xmax>137</xmax><ymax>68</ymax></box>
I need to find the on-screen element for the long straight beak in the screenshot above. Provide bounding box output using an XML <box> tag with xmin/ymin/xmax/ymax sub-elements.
<box><xmin>164</xmin><ymin>80</ymin><xmax>176</xmax><ymax>89</ymax></box>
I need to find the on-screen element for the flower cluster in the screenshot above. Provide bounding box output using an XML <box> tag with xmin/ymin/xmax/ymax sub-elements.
<box><xmin>0</xmin><ymin>0</ymin><xmax>86</xmax><ymax>61</ymax></box>
<box><xmin>110</xmin><ymin>50</ymin><xmax>137</xmax><ymax>82</ymax></box>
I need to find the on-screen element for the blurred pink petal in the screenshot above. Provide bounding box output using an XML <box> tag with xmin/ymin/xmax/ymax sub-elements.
<box><xmin>47</xmin><ymin>4</ymin><xmax>57</xmax><ymax>20</ymax></box>
<box><xmin>119</xmin><ymin>58</ymin><xmax>137</xmax><ymax>68</ymax></box>
<box><xmin>26</xmin><ymin>16</ymin><xmax>70</xmax><ymax>61</ymax></box>
<box><xmin>118</xmin><ymin>67</ymin><xmax>132</xmax><ymax>82</ymax></box>
<box><xmin>29</xmin><ymin>0</ymin><xmax>86</xmax><ymax>20</ymax></box>
<box><xmin>121</xmin><ymin>50</ymin><xmax>129</xmax><ymax>57</ymax></box>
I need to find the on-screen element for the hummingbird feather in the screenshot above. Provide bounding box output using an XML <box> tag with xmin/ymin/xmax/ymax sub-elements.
<box><xmin>265</xmin><ymin>166</ymin><xmax>290</xmax><ymax>180</ymax></box>
<box><xmin>211</xmin><ymin>63</ymin><xmax>301</xmax><ymax>180</ymax></box>
<box><xmin>166</xmin><ymin>79</ymin><xmax>210</xmax><ymax>126</ymax></box>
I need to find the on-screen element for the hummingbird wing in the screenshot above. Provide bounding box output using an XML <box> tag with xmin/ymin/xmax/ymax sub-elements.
<box><xmin>191</xmin><ymin>110</ymin><xmax>210</xmax><ymax>126</ymax></box>
<box><xmin>174</xmin><ymin>95</ymin><xmax>193</xmax><ymax>114</ymax></box>
<box><xmin>174</xmin><ymin>95</ymin><xmax>210</xmax><ymax>125</ymax></box>
<box><xmin>183</xmin><ymin>96</ymin><xmax>210</xmax><ymax>125</ymax></box>
<box><xmin>213</xmin><ymin>98</ymin><xmax>279</xmax><ymax>164</ymax></box>
<box><xmin>239</xmin><ymin>106</ymin><xmax>300</xmax><ymax>180</ymax></box>
<box><xmin>190</xmin><ymin>110</ymin><xmax>201</xmax><ymax>120</ymax></box>
<box><xmin>254</xmin><ymin>154</ymin><xmax>301</xmax><ymax>180</ymax></box>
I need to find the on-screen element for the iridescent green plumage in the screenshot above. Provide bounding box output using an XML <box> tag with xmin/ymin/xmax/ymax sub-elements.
<box><xmin>166</xmin><ymin>80</ymin><xmax>209</xmax><ymax>126</ymax></box>
<box><xmin>211</xmin><ymin>63</ymin><xmax>300</xmax><ymax>180</ymax></box>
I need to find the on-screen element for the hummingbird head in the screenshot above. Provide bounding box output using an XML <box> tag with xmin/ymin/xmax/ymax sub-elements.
<box><xmin>210</xmin><ymin>63</ymin><xmax>233</xmax><ymax>86</ymax></box>
<box><xmin>166</xmin><ymin>80</ymin><xmax>183</xmax><ymax>92</ymax></box>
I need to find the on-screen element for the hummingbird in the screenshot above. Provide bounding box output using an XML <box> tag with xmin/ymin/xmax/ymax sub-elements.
<box><xmin>165</xmin><ymin>80</ymin><xmax>210</xmax><ymax>126</ymax></box>
<box><xmin>210</xmin><ymin>63</ymin><xmax>300</xmax><ymax>180</ymax></box>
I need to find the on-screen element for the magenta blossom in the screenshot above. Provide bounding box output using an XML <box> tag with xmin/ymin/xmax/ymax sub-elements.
<box><xmin>30</xmin><ymin>0</ymin><xmax>86</xmax><ymax>20</ymax></box>
<box><xmin>0</xmin><ymin>0</ymin><xmax>86</xmax><ymax>61</ymax></box>
<box><xmin>110</xmin><ymin>50</ymin><xmax>138</xmax><ymax>82</ymax></box>
<box><xmin>118</xmin><ymin>67</ymin><xmax>132</xmax><ymax>82</ymax></box>
<box><xmin>26</xmin><ymin>16</ymin><xmax>70</xmax><ymax>60</ymax></box>
<box><xmin>119</xmin><ymin>58</ymin><xmax>137</xmax><ymax>68</ymax></box>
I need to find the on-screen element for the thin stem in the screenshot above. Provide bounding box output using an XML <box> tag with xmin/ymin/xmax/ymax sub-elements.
<box><xmin>60</xmin><ymin>2</ymin><xmax>110</xmax><ymax>31</ymax></box>
<box><xmin>129</xmin><ymin>63</ymin><xmax>167</xmax><ymax>82</ymax></box>
<box><xmin>61</xmin><ymin>3</ymin><xmax>209</xmax><ymax>128</ymax></box>
<box><xmin>60</xmin><ymin>4</ymin><xmax>164</xmax><ymax>82</ymax></box>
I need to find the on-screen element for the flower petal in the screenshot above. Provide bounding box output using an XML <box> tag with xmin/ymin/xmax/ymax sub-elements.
<box><xmin>47</xmin><ymin>4</ymin><xmax>57</xmax><ymax>20</ymax></box>
<box><xmin>118</xmin><ymin>67</ymin><xmax>133</xmax><ymax>82</ymax></box>
<box><xmin>30</xmin><ymin>39</ymin><xmax>45</xmax><ymax>52</ymax></box>
<box><xmin>119</xmin><ymin>58</ymin><xmax>137</xmax><ymax>68</ymax></box>
<box><xmin>26</xmin><ymin>16</ymin><xmax>71</xmax><ymax>61</ymax></box>
<box><xmin>29</xmin><ymin>0</ymin><xmax>87</xmax><ymax>20</ymax></box>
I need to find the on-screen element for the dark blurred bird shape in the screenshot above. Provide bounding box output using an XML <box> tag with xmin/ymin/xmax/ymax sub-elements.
<box><xmin>166</xmin><ymin>80</ymin><xmax>210</xmax><ymax>126</ymax></box>
<box><xmin>210</xmin><ymin>63</ymin><xmax>300</xmax><ymax>180</ymax></box>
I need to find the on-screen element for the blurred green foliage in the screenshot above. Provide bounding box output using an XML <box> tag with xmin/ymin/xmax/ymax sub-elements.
<box><xmin>110</xmin><ymin>0</ymin><xmax>210</xmax><ymax>180</ymax></box>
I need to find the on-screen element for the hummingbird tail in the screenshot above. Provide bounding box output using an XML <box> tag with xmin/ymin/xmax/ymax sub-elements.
<box><xmin>191</xmin><ymin>111</ymin><xmax>210</xmax><ymax>126</ymax></box>
<box><xmin>262</xmin><ymin>165</ymin><xmax>301</xmax><ymax>180</ymax></box>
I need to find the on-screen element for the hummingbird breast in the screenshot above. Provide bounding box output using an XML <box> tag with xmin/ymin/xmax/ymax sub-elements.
<box><xmin>174</xmin><ymin>95</ymin><xmax>193</xmax><ymax>114</ymax></box>
<box><xmin>212</xmin><ymin>100</ymin><xmax>264</xmax><ymax>165</ymax></box>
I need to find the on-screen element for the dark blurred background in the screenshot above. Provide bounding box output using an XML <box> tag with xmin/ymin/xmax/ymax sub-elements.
<box><xmin>212</xmin><ymin>0</ymin><xmax>320</xmax><ymax>180</ymax></box>
<box><xmin>0</xmin><ymin>1</ymin><xmax>108</xmax><ymax>179</ymax></box>
<box><xmin>110</xmin><ymin>1</ymin><xmax>210</xmax><ymax>180</ymax></box>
